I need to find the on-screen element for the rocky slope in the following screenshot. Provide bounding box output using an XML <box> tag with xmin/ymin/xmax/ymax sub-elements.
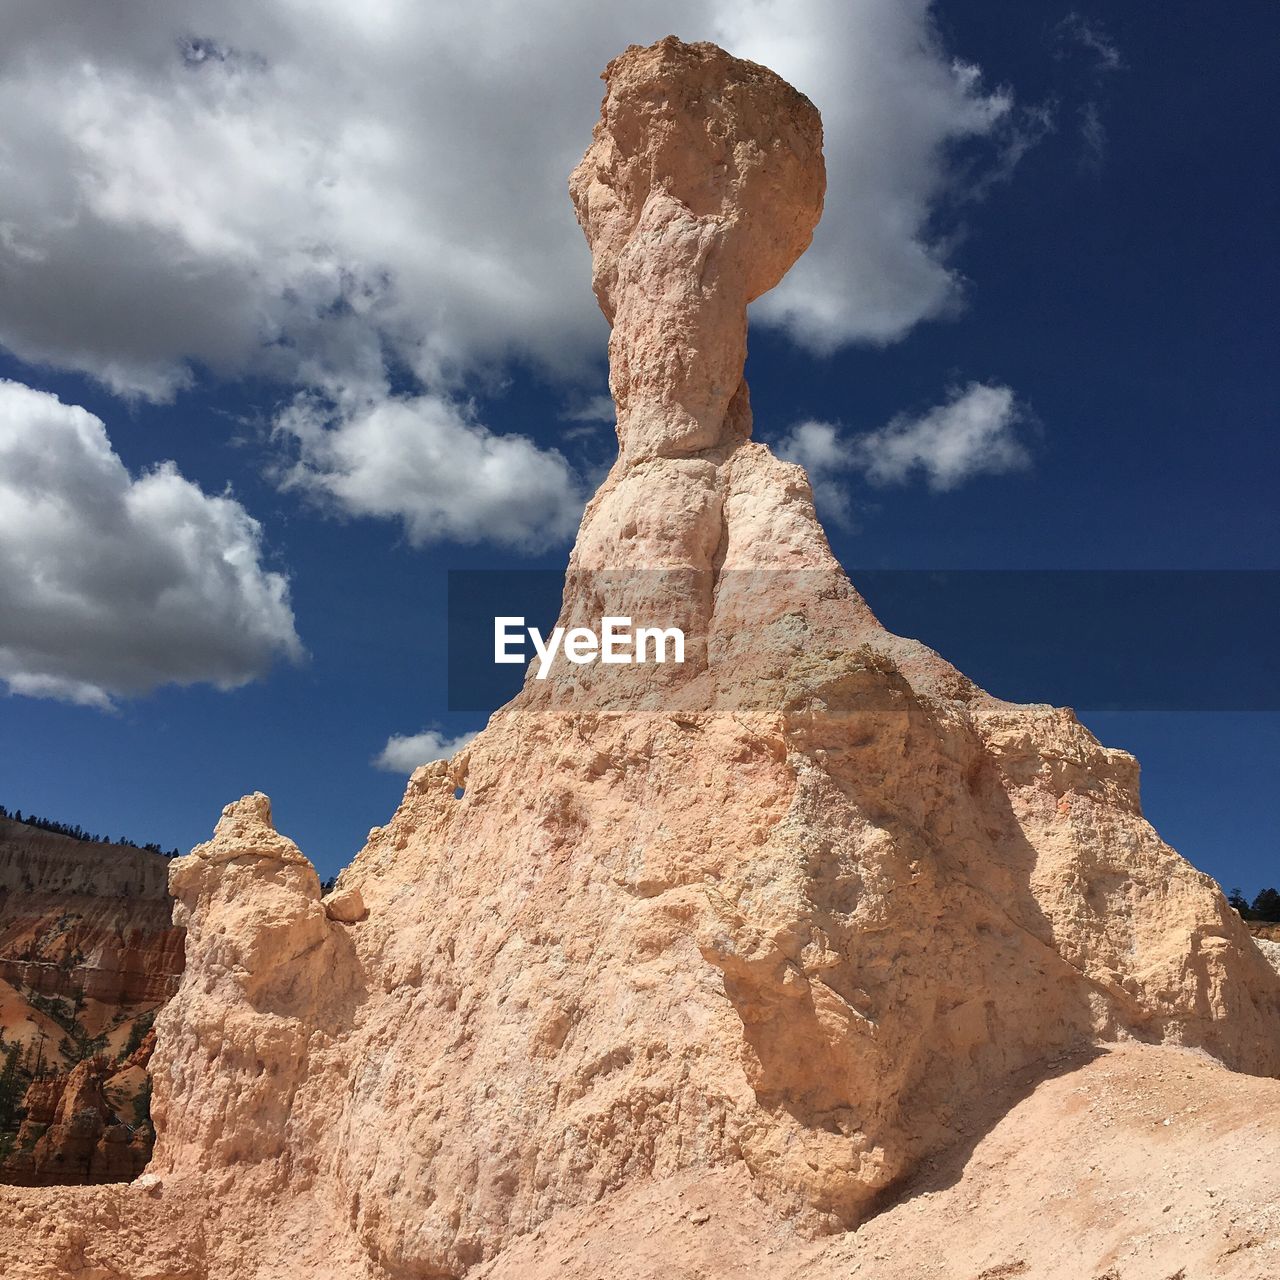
<box><xmin>0</xmin><ymin>35</ymin><xmax>1277</xmax><ymax>1279</ymax></box>
<box><xmin>0</xmin><ymin>817</ymin><xmax>183</xmax><ymax>1182</ymax></box>
<box><xmin>475</xmin><ymin>1044</ymin><xmax>1280</xmax><ymax>1280</ymax></box>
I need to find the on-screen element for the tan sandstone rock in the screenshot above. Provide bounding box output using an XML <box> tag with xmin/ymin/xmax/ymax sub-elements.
<box><xmin>569</xmin><ymin>37</ymin><xmax>824</xmax><ymax>463</ymax></box>
<box><xmin>322</xmin><ymin>886</ymin><xmax>367</xmax><ymax>924</ymax></box>
<box><xmin>0</xmin><ymin>34</ymin><xmax>1277</xmax><ymax>1280</ymax></box>
<box><xmin>148</xmin><ymin>793</ymin><xmax>362</xmax><ymax>1186</ymax></box>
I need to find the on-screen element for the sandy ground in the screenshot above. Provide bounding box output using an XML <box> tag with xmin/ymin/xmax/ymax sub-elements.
<box><xmin>0</xmin><ymin>977</ymin><xmax>66</xmax><ymax>1057</ymax></box>
<box><xmin>477</xmin><ymin>1043</ymin><xmax>1280</xmax><ymax>1280</ymax></box>
<box><xmin>2</xmin><ymin>1041</ymin><xmax>1277</xmax><ymax>1278</ymax></box>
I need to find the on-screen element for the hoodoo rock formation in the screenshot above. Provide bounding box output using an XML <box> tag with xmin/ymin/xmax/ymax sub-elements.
<box><xmin>4</xmin><ymin>1057</ymin><xmax>152</xmax><ymax>1186</ymax></box>
<box><xmin>2</xmin><ymin>36</ymin><xmax>1279</xmax><ymax>1280</ymax></box>
<box><xmin>569</xmin><ymin>39</ymin><xmax>823</xmax><ymax>464</ymax></box>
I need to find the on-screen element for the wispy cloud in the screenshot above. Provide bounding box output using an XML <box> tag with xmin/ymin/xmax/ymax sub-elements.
<box><xmin>1055</xmin><ymin>13</ymin><xmax>1125</xmax><ymax>74</ymax></box>
<box><xmin>374</xmin><ymin>728</ymin><xmax>477</xmax><ymax>774</ymax></box>
<box><xmin>561</xmin><ymin>394</ymin><xmax>615</xmax><ymax>425</ymax></box>
<box><xmin>560</xmin><ymin>393</ymin><xmax>616</xmax><ymax>442</ymax></box>
<box><xmin>774</xmin><ymin>382</ymin><xmax>1032</xmax><ymax>524</ymax></box>
<box><xmin>1054</xmin><ymin>12</ymin><xmax>1125</xmax><ymax>171</ymax></box>
<box><xmin>1078</xmin><ymin>101</ymin><xmax>1108</xmax><ymax>173</ymax></box>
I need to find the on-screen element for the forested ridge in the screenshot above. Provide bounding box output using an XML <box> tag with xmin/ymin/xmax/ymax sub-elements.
<box><xmin>0</xmin><ymin>805</ymin><xmax>179</xmax><ymax>859</ymax></box>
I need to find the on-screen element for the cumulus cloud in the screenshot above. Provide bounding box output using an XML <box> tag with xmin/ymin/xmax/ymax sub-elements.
<box><xmin>853</xmin><ymin>383</ymin><xmax>1030</xmax><ymax>489</ymax></box>
<box><xmin>0</xmin><ymin>4</ymin><xmax>1037</xmax><ymax>559</ymax></box>
<box><xmin>775</xmin><ymin>382</ymin><xmax>1030</xmax><ymax>520</ymax></box>
<box><xmin>0</xmin><ymin>0</ymin><xmax>1021</xmax><ymax>401</ymax></box>
<box><xmin>719</xmin><ymin>0</ymin><xmax>1014</xmax><ymax>349</ymax></box>
<box><xmin>275</xmin><ymin>387</ymin><xmax>584</xmax><ymax>550</ymax></box>
<box><xmin>0</xmin><ymin>379</ymin><xmax>301</xmax><ymax>708</ymax></box>
<box><xmin>374</xmin><ymin>728</ymin><xmax>478</xmax><ymax>774</ymax></box>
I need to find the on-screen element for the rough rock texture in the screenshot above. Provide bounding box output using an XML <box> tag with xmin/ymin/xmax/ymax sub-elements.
<box><xmin>0</xmin><ymin>34</ymin><xmax>1278</xmax><ymax>1279</ymax></box>
<box><xmin>148</xmin><ymin>793</ymin><xmax>362</xmax><ymax>1187</ymax></box>
<box><xmin>4</xmin><ymin>1057</ymin><xmax>149</xmax><ymax>1186</ymax></box>
<box><xmin>323</xmin><ymin>886</ymin><xmax>367</xmax><ymax>924</ymax></box>
<box><xmin>569</xmin><ymin>38</ymin><xmax>823</xmax><ymax>463</ymax></box>
<box><xmin>474</xmin><ymin>1045</ymin><xmax>1280</xmax><ymax>1280</ymax></box>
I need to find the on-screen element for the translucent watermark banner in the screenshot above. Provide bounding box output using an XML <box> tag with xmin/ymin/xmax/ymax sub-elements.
<box><xmin>446</xmin><ymin>570</ymin><xmax>1280</xmax><ymax>713</ymax></box>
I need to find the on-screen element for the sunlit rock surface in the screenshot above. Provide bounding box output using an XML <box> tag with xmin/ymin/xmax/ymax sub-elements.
<box><xmin>2</xmin><ymin>36</ymin><xmax>1277</xmax><ymax>1280</ymax></box>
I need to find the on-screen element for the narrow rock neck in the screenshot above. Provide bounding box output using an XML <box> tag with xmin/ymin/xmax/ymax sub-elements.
<box><xmin>607</xmin><ymin>190</ymin><xmax>754</xmax><ymax>463</ymax></box>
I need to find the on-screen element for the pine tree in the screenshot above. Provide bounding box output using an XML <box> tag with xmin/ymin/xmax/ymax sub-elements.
<box><xmin>132</xmin><ymin>1076</ymin><xmax>153</xmax><ymax>1130</ymax></box>
<box><xmin>1251</xmin><ymin>888</ymin><xmax>1280</xmax><ymax>923</ymax></box>
<box><xmin>0</xmin><ymin>1042</ymin><xmax>22</xmax><ymax>1131</ymax></box>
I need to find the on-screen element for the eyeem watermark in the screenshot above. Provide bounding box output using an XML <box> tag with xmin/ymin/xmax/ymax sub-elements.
<box><xmin>448</xmin><ymin>569</ymin><xmax>1280</xmax><ymax>711</ymax></box>
<box><xmin>495</xmin><ymin>616</ymin><xmax>685</xmax><ymax>680</ymax></box>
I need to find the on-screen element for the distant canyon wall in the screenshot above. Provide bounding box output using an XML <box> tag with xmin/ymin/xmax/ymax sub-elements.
<box><xmin>0</xmin><ymin>817</ymin><xmax>184</xmax><ymax>1185</ymax></box>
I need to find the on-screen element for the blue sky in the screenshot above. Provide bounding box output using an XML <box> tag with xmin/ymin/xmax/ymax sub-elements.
<box><xmin>0</xmin><ymin>2</ymin><xmax>1276</xmax><ymax>891</ymax></box>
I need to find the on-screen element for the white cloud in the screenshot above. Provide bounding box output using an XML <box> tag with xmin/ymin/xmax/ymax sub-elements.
<box><xmin>276</xmin><ymin>387</ymin><xmax>584</xmax><ymax>550</ymax></box>
<box><xmin>0</xmin><ymin>379</ymin><xmax>301</xmax><ymax>708</ymax></box>
<box><xmin>561</xmin><ymin>395</ymin><xmax>616</xmax><ymax>425</ymax></box>
<box><xmin>0</xmin><ymin>0</ymin><xmax>1021</xmax><ymax>400</ymax></box>
<box><xmin>0</xmin><ymin>5</ymin><xmax>1036</xmax><ymax>558</ymax></box>
<box><xmin>718</xmin><ymin>0</ymin><xmax>1014</xmax><ymax>349</ymax></box>
<box><xmin>374</xmin><ymin>728</ymin><xmax>477</xmax><ymax>774</ymax></box>
<box><xmin>855</xmin><ymin>383</ymin><xmax>1029</xmax><ymax>490</ymax></box>
<box><xmin>774</xmin><ymin>420</ymin><xmax>857</xmax><ymax>525</ymax></box>
<box><xmin>774</xmin><ymin>382</ymin><xmax>1030</xmax><ymax>520</ymax></box>
<box><xmin>1055</xmin><ymin>13</ymin><xmax>1125</xmax><ymax>74</ymax></box>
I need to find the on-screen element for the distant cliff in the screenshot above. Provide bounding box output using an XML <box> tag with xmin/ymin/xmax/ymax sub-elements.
<box><xmin>0</xmin><ymin>816</ymin><xmax>184</xmax><ymax>1183</ymax></box>
<box><xmin>0</xmin><ymin>815</ymin><xmax>174</xmax><ymax>894</ymax></box>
